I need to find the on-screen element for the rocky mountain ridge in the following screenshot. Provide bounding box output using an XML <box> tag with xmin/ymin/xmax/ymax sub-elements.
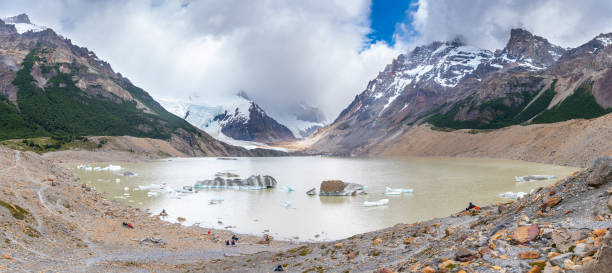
<box><xmin>307</xmin><ymin>28</ymin><xmax>612</xmax><ymax>156</ymax></box>
<box><xmin>0</xmin><ymin>14</ymin><xmax>282</xmax><ymax>157</ymax></box>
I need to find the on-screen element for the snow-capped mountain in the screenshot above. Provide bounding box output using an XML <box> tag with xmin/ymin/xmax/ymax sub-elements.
<box><xmin>160</xmin><ymin>94</ymin><xmax>296</xmax><ymax>144</ymax></box>
<box><xmin>308</xmin><ymin>28</ymin><xmax>612</xmax><ymax>155</ymax></box>
<box><xmin>2</xmin><ymin>14</ymin><xmax>47</xmax><ymax>34</ymax></box>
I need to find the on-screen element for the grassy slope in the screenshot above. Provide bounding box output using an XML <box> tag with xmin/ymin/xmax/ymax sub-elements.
<box><xmin>0</xmin><ymin>50</ymin><xmax>198</xmax><ymax>141</ymax></box>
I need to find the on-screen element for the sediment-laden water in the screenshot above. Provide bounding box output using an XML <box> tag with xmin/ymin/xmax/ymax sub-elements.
<box><xmin>69</xmin><ymin>156</ymin><xmax>576</xmax><ymax>241</ymax></box>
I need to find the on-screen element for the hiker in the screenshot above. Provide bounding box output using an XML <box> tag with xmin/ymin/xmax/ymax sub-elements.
<box><xmin>122</xmin><ymin>222</ymin><xmax>134</xmax><ymax>229</ymax></box>
<box><xmin>274</xmin><ymin>264</ymin><xmax>284</xmax><ymax>271</ymax></box>
<box><xmin>231</xmin><ymin>240</ymin><xmax>236</xmax><ymax>246</ymax></box>
<box><xmin>231</xmin><ymin>234</ymin><xmax>239</xmax><ymax>242</ymax></box>
<box><xmin>160</xmin><ymin>209</ymin><xmax>168</xmax><ymax>217</ymax></box>
<box><xmin>225</xmin><ymin>240</ymin><xmax>230</xmax><ymax>246</ymax></box>
<box><xmin>465</xmin><ymin>202</ymin><xmax>479</xmax><ymax>211</ymax></box>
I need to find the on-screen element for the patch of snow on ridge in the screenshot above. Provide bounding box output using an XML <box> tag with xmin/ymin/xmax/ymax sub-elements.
<box><xmin>2</xmin><ymin>16</ymin><xmax>47</xmax><ymax>34</ymax></box>
<box><xmin>597</xmin><ymin>36</ymin><xmax>612</xmax><ymax>47</ymax></box>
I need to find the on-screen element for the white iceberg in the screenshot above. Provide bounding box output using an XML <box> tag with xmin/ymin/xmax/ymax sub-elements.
<box><xmin>497</xmin><ymin>191</ymin><xmax>527</xmax><ymax>199</ymax></box>
<box><xmin>210</xmin><ymin>197</ymin><xmax>225</xmax><ymax>202</ymax></box>
<box><xmin>385</xmin><ymin>187</ymin><xmax>412</xmax><ymax>195</ymax></box>
<box><xmin>363</xmin><ymin>199</ymin><xmax>389</xmax><ymax>207</ymax></box>
<box><xmin>283</xmin><ymin>201</ymin><xmax>292</xmax><ymax>207</ymax></box>
<box><xmin>123</xmin><ymin>187</ymin><xmax>129</xmax><ymax>191</ymax></box>
<box><xmin>284</xmin><ymin>186</ymin><xmax>295</xmax><ymax>192</ymax></box>
<box><xmin>515</xmin><ymin>175</ymin><xmax>556</xmax><ymax>182</ymax></box>
<box><xmin>115</xmin><ymin>179</ymin><xmax>121</xmax><ymax>183</ymax></box>
<box><xmin>147</xmin><ymin>191</ymin><xmax>160</xmax><ymax>197</ymax></box>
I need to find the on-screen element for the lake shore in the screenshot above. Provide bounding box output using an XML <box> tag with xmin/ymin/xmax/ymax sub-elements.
<box><xmin>1</xmin><ymin>146</ymin><xmax>611</xmax><ymax>272</ymax></box>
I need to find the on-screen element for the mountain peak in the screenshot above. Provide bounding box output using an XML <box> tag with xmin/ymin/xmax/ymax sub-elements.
<box><xmin>500</xmin><ymin>28</ymin><xmax>565</xmax><ymax>68</ymax></box>
<box><xmin>4</xmin><ymin>13</ymin><xmax>31</xmax><ymax>24</ymax></box>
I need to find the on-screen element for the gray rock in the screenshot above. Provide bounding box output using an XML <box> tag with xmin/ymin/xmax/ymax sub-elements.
<box><xmin>549</xmin><ymin>252</ymin><xmax>574</xmax><ymax>266</ymax></box>
<box><xmin>582</xmin><ymin>231</ymin><xmax>612</xmax><ymax>273</ymax></box>
<box><xmin>552</xmin><ymin>228</ymin><xmax>588</xmax><ymax>252</ymax></box>
<box><xmin>541</xmin><ymin>228</ymin><xmax>554</xmax><ymax>239</ymax></box>
<box><xmin>123</xmin><ymin>171</ymin><xmax>136</xmax><ymax>177</ymax></box>
<box><xmin>573</xmin><ymin>243</ymin><xmax>590</xmax><ymax>258</ymax></box>
<box><xmin>306</xmin><ymin>188</ymin><xmax>317</xmax><ymax>196</ymax></box>
<box><xmin>587</xmin><ymin>156</ymin><xmax>612</xmax><ymax>187</ymax></box>
<box><xmin>608</xmin><ymin>196</ymin><xmax>612</xmax><ymax>212</ymax></box>
<box><xmin>455</xmin><ymin>247</ymin><xmax>477</xmax><ymax>261</ymax></box>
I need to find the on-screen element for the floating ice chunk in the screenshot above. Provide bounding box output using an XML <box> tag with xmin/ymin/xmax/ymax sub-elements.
<box><xmin>210</xmin><ymin>197</ymin><xmax>225</xmax><ymax>202</ymax></box>
<box><xmin>115</xmin><ymin>179</ymin><xmax>121</xmax><ymax>183</ymax></box>
<box><xmin>283</xmin><ymin>186</ymin><xmax>295</xmax><ymax>192</ymax></box>
<box><xmin>77</xmin><ymin>164</ymin><xmax>93</xmax><ymax>171</ymax></box>
<box><xmin>497</xmin><ymin>191</ymin><xmax>527</xmax><ymax>199</ymax></box>
<box><xmin>123</xmin><ymin>187</ymin><xmax>129</xmax><ymax>191</ymax></box>
<box><xmin>515</xmin><ymin>175</ymin><xmax>556</xmax><ymax>182</ymax></box>
<box><xmin>385</xmin><ymin>187</ymin><xmax>413</xmax><ymax>195</ymax></box>
<box><xmin>283</xmin><ymin>201</ymin><xmax>292</xmax><ymax>207</ymax></box>
<box><xmin>147</xmin><ymin>191</ymin><xmax>160</xmax><ymax>197</ymax></box>
<box><xmin>363</xmin><ymin>199</ymin><xmax>389</xmax><ymax>207</ymax></box>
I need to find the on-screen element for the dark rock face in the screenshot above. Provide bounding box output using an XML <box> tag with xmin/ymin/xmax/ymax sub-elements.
<box><xmin>214</xmin><ymin>101</ymin><xmax>296</xmax><ymax>143</ymax></box>
<box><xmin>499</xmin><ymin>28</ymin><xmax>566</xmax><ymax>67</ymax></box>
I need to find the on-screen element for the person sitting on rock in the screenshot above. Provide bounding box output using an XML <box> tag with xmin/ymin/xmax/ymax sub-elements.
<box><xmin>231</xmin><ymin>240</ymin><xmax>236</xmax><ymax>246</ymax></box>
<box><xmin>225</xmin><ymin>240</ymin><xmax>230</xmax><ymax>246</ymax></box>
<box><xmin>274</xmin><ymin>264</ymin><xmax>284</xmax><ymax>271</ymax></box>
<box><xmin>465</xmin><ymin>202</ymin><xmax>479</xmax><ymax>211</ymax></box>
<box><xmin>231</xmin><ymin>234</ymin><xmax>239</xmax><ymax>242</ymax></box>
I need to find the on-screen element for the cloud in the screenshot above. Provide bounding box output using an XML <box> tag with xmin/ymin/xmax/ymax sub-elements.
<box><xmin>402</xmin><ymin>0</ymin><xmax>612</xmax><ymax>50</ymax></box>
<box><xmin>0</xmin><ymin>0</ymin><xmax>401</xmax><ymax>120</ymax></box>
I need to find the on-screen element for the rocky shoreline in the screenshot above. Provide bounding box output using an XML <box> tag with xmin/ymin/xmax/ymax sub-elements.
<box><xmin>1</xmin><ymin>146</ymin><xmax>611</xmax><ymax>272</ymax></box>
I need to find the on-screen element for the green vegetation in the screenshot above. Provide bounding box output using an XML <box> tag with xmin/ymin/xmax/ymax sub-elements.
<box><xmin>514</xmin><ymin>80</ymin><xmax>557</xmax><ymax>123</ymax></box>
<box><xmin>0</xmin><ymin>200</ymin><xmax>30</xmax><ymax>220</ymax></box>
<box><xmin>0</xmin><ymin>49</ymin><xmax>198</xmax><ymax>142</ymax></box>
<box><xmin>428</xmin><ymin>81</ymin><xmax>556</xmax><ymax>129</ymax></box>
<box><xmin>0</xmin><ymin>136</ymin><xmax>97</xmax><ymax>154</ymax></box>
<box><xmin>533</xmin><ymin>81</ymin><xmax>612</xmax><ymax>123</ymax></box>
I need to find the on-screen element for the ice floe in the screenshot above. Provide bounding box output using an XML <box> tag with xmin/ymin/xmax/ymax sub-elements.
<box><xmin>385</xmin><ymin>187</ymin><xmax>413</xmax><ymax>195</ymax></box>
<box><xmin>515</xmin><ymin>175</ymin><xmax>556</xmax><ymax>182</ymax></box>
<box><xmin>497</xmin><ymin>191</ymin><xmax>527</xmax><ymax>199</ymax></box>
<box><xmin>363</xmin><ymin>199</ymin><xmax>389</xmax><ymax>207</ymax></box>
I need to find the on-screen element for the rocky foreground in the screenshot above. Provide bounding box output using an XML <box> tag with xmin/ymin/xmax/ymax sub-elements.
<box><xmin>1</xmin><ymin>145</ymin><xmax>612</xmax><ymax>272</ymax></box>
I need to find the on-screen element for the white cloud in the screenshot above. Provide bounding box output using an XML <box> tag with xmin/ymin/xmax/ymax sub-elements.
<box><xmin>403</xmin><ymin>0</ymin><xmax>612</xmax><ymax>50</ymax></box>
<box><xmin>0</xmin><ymin>0</ymin><xmax>401</xmax><ymax>120</ymax></box>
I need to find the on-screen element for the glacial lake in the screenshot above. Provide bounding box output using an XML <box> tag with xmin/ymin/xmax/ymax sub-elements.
<box><xmin>69</xmin><ymin>156</ymin><xmax>576</xmax><ymax>241</ymax></box>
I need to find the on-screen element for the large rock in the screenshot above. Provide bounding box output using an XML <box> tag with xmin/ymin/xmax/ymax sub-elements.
<box><xmin>551</xmin><ymin>228</ymin><xmax>588</xmax><ymax>252</ymax></box>
<box><xmin>587</xmin><ymin>156</ymin><xmax>612</xmax><ymax>187</ymax></box>
<box><xmin>319</xmin><ymin>180</ymin><xmax>365</xmax><ymax>196</ymax></box>
<box><xmin>583</xmin><ymin>231</ymin><xmax>612</xmax><ymax>273</ymax></box>
<box><xmin>512</xmin><ymin>224</ymin><xmax>539</xmax><ymax>244</ymax></box>
<box><xmin>455</xmin><ymin>247</ymin><xmax>477</xmax><ymax>262</ymax></box>
<box><xmin>194</xmin><ymin>175</ymin><xmax>277</xmax><ymax>189</ymax></box>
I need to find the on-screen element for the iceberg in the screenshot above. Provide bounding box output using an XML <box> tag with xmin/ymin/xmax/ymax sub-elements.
<box><xmin>210</xmin><ymin>197</ymin><xmax>225</xmax><ymax>202</ymax></box>
<box><xmin>283</xmin><ymin>201</ymin><xmax>292</xmax><ymax>207</ymax></box>
<box><xmin>385</xmin><ymin>187</ymin><xmax>412</xmax><ymax>195</ymax></box>
<box><xmin>363</xmin><ymin>199</ymin><xmax>389</xmax><ymax>207</ymax></box>
<box><xmin>194</xmin><ymin>175</ymin><xmax>277</xmax><ymax>190</ymax></box>
<box><xmin>515</xmin><ymin>175</ymin><xmax>556</xmax><ymax>182</ymax></box>
<box><xmin>497</xmin><ymin>191</ymin><xmax>527</xmax><ymax>199</ymax></box>
<box><xmin>319</xmin><ymin>180</ymin><xmax>366</xmax><ymax>196</ymax></box>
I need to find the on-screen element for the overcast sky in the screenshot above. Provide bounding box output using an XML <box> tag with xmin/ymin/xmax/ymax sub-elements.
<box><xmin>2</xmin><ymin>0</ymin><xmax>612</xmax><ymax>120</ymax></box>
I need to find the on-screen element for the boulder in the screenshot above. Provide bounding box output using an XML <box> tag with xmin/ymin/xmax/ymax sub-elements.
<box><xmin>540</xmin><ymin>196</ymin><xmax>561</xmax><ymax>210</ymax></box>
<box><xmin>319</xmin><ymin>180</ymin><xmax>365</xmax><ymax>196</ymax></box>
<box><xmin>608</xmin><ymin>196</ymin><xmax>612</xmax><ymax>211</ymax></box>
<box><xmin>549</xmin><ymin>253</ymin><xmax>573</xmax><ymax>267</ymax></box>
<box><xmin>195</xmin><ymin>175</ymin><xmax>277</xmax><ymax>189</ymax></box>
<box><xmin>512</xmin><ymin>224</ymin><xmax>539</xmax><ymax>244</ymax></box>
<box><xmin>587</xmin><ymin>156</ymin><xmax>612</xmax><ymax>187</ymax></box>
<box><xmin>455</xmin><ymin>247</ymin><xmax>477</xmax><ymax>262</ymax></box>
<box><xmin>552</xmin><ymin>228</ymin><xmax>588</xmax><ymax>252</ymax></box>
<box><xmin>519</xmin><ymin>250</ymin><xmax>541</xmax><ymax>259</ymax></box>
<box><xmin>582</xmin><ymin>231</ymin><xmax>612</xmax><ymax>273</ymax></box>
